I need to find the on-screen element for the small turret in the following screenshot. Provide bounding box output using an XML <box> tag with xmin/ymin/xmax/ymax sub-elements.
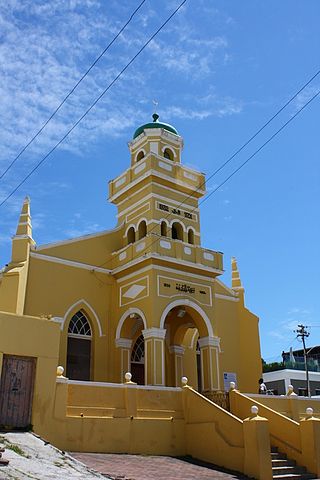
<box><xmin>231</xmin><ymin>257</ymin><xmax>245</xmax><ymax>303</ymax></box>
<box><xmin>11</xmin><ymin>196</ymin><xmax>35</xmax><ymax>263</ymax></box>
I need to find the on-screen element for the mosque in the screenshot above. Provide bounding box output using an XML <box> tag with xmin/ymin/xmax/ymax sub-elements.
<box><xmin>1</xmin><ymin>116</ymin><xmax>318</xmax><ymax>480</ymax></box>
<box><xmin>0</xmin><ymin>113</ymin><xmax>261</xmax><ymax>393</ymax></box>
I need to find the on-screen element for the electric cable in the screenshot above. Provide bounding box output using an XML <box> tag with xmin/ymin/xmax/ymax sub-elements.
<box><xmin>0</xmin><ymin>0</ymin><xmax>188</xmax><ymax>208</ymax></box>
<box><xmin>96</xmin><ymin>86</ymin><xmax>319</xmax><ymax>269</ymax></box>
<box><xmin>96</xmin><ymin>68</ymin><xmax>320</xmax><ymax>268</ymax></box>
<box><xmin>197</xmin><ymin>89</ymin><xmax>320</xmax><ymax>207</ymax></box>
<box><xmin>0</xmin><ymin>0</ymin><xmax>147</xmax><ymax>181</ymax></box>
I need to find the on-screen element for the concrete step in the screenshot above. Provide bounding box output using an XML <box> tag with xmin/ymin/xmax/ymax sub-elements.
<box><xmin>272</xmin><ymin>466</ymin><xmax>306</xmax><ymax>475</ymax></box>
<box><xmin>272</xmin><ymin>460</ymin><xmax>296</xmax><ymax>467</ymax></box>
<box><xmin>273</xmin><ymin>474</ymin><xmax>317</xmax><ymax>480</ymax></box>
<box><xmin>272</xmin><ymin>452</ymin><xmax>289</xmax><ymax>460</ymax></box>
<box><xmin>271</xmin><ymin>446</ymin><xmax>317</xmax><ymax>480</ymax></box>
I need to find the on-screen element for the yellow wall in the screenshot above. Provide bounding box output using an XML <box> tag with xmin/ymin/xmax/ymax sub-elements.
<box><xmin>0</xmin><ymin>311</ymin><xmax>60</xmax><ymax>433</ymax></box>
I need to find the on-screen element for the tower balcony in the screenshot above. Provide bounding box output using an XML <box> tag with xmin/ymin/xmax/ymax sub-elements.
<box><xmin>111</xmin><ymin>234</ymin><xmax>223</xmax><ymax>274</ymax></box>
<box><xmin>109</xmin><ymin>154</ymin><xmax>206</xmax><ymax>202</ymax></box>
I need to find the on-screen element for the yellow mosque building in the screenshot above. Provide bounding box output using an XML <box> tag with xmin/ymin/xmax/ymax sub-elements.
<box><xmin>1</xmin><ymin>115</ymin><xmax>319</xmax><ymax>480</ymax></box>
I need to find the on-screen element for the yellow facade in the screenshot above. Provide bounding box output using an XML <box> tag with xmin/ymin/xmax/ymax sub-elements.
<box><xmin>3</xmin><ymin>116</ymin><xmax>306</xmax><ymax>479</ymax></box>
<box><xmin>0</xmin><ymin>117</ymin><xmax>261</xmax><ymax>393</ymax></box>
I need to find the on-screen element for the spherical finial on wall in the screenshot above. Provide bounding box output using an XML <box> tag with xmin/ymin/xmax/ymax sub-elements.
<box><xmin>229</xmin><ymin>381</ymin><xmax>236</xmax><ymax>390</ymax></box>
<box><xmin>56</xmin><ymin>366</ymin><xmax>64</xmax><ymax>377</ymax></box>
<box><xmin>125</xmin><ymin>372</ymin><xmax>132</xmax><ymax>383</ymax></box>
<box><xmin>181</xmin><ymin>376</ymin><xmax>188</xmax><ymax>386</ymax></box>
<box><xmin>306</xmin><ymin>407</ymin><xmax>314</xmax><ymax>417</ymax></box>
<box><xmin>251</xmin><ymin>405</ymin><xmax>259</xmax><ymax>416</ymax></box>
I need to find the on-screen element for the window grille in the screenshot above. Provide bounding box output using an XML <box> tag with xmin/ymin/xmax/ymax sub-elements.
<box><xmin>131</xmin><ymin>335</ymin><xmax>144</xmax><ymax>363</ymax></box>
<box><xmin>68</xmin><ymin>310</ymin><xmax>92</xmax><ymax>337</ymax></box>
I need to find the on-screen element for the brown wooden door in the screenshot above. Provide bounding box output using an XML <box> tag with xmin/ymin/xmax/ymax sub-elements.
<box><xmin>66</xmin><ymin>337</ymin><xmax>91</xmax><ymax>380</ymax></box>
<box><xmin>131</xmin><ymin>362</ymin><xmax>145</xmax><ymax>385</ymax></box>
<box><xmin>0</xmin><ymin>355</ymin><xmax>36</xmax><ymax>428</ymax></box>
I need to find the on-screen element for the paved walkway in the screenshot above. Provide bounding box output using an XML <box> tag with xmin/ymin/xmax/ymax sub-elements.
<box><xmin>71</xmin><ymin>453</ymin><xmax>248</xmax><ymax>480</ymax></box>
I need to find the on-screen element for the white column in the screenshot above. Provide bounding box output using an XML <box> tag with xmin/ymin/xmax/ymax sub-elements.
<box><xmin>198</xmin><ymin>336</ymin><xmax>221</xmax><ymax>392</ymax></box>
<box><xmin>142</xmin><ymin>328</ymin><xmax>166</xmax><ymax>386</ymax></box>
<box><xmin>169</xmin><ymin>345</ymin><xmax>185</xmax><ymax>387</ymax></box>
<box><xmin>115</xmin><ymin>338</ymin><xmax>132</xmax><ymax>382</ymax></box>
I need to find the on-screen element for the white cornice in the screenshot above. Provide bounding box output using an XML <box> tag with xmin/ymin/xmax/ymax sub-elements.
<box><xmin>116</xmin><ymin>264</ymin><xmax>216</xmax><ymax>284</ymax></box>
<box><xmin>115</xmin><ymin>338</ymin><xmax>133</xmax><ymax>349</ymax></box>
<box><xmin>128</xmin><ymin>129</ymin><xmax>183</xmax><ymax>150</ymax></box>
<box><xmin>198</xmin><ymin>336</ymin><xmax>221</xmax><ymax>349</ymax></box>
<box><xmin>142</xmin><ymin>327</ymin><xmax>167</xmax><ymax>340</ymax></box>
<box><xmin>30</xmin><ymin>252</ymin><xmax>112</xmax><ymax>274</ymax></box>
<box><xmin>112</xmin><ymin>252</ymin><xmax>223</xmax><ymax>277</ymax></box>
<box><xmin>109</xmin><ymin>167</ymin><xmax>205</xmax><ymax>203</ymax></box>
<box><xmin>214</xmin><ymin>277</ymin><xmax>238</xmax><ymax>297</ymax></box>
<box><xmin>215</xmin><ymin>293</ymin><xmax>239</xmax><ymax>302</ymax></box>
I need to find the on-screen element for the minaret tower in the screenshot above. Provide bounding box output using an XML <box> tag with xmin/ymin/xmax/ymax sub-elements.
<box><xmin>109</xmin><ymin>113</ymin><xmax>211</xmax><ymax>254</ymax></box>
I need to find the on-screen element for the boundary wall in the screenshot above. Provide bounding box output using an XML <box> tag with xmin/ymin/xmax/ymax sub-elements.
<box><xmin>230</xmin><ymin>388</ymin><xmax>320</xmax><ymax>477</ymax></box>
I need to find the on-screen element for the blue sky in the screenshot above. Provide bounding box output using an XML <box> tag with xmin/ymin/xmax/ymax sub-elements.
<box><xmin>0</xmin><ymin>0</ymin><xmax>319</xmax><ymax>362</ymax></box>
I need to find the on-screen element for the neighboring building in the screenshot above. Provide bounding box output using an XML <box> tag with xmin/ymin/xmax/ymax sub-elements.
<box><xmin>0</xmin><ymin>114</ymin><xmax>262</xmax><ymax>396</ymax></box>
<box><xmin>263</xmin><ymin>369</ymin><xmax>320</xmax><ymax>396</ymax></box>
<box><xmin>282</xmin><ymin>346</ymin><xmax>320</xmax><ymax>372</ymax></box>
<box><xmin>264</xmin><ymin>347</ymin><xmax>320</xmax><ymax>395</ymax></box>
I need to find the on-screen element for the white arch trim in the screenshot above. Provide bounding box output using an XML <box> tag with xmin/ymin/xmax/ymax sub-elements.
<box><xmin>62</xmin><ymin>299</ymin><xmax>103</xmax><ymax>337</ymax></box>
<box><xmin>124</xmin><ymin>224</ymin><xmax>137</xmax><ymax>236</ymax></box>
<box><xmin>170</xmin><ymin>218</ymin><xmax>187</xmax><ymax>232</ymax></box>
<box><xmin>135</xmin><ymin>148</ymin><xmax>146</xmax><ymax>162</ymax></box>
<box><xmin>159</xmin><ymin>217</ymin><xmax>169</xmax><ymax>226</ymax></box>
<box><xmin>116</xmin><ymin>307</ymin><xmax>147</xmax><ymax>340</ymax></box>
<box><xmin>159</xmin><ymin>299</ymin><xmax>214</xmax><ymax>337</ymax></box>
<box><xmin>161</xmin><ymin>145</ymin><xmax>177</xmax><ymax>158</ymax></box>
<box><xmin>137</xmin><ymin>217</ymin><xmax>148</xmax><ymax>228</ymax></box>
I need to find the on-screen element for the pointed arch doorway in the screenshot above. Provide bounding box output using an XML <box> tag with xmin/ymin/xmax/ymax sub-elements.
<box><xmin>66</xmin><ymin>310</ymin><xmax>92</xmax><ymax>380</ymax></box>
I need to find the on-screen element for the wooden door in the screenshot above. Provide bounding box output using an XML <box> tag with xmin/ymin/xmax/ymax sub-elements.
<box><xmin>131</xmin><ymin>362</ymin><xmax>145</xmax><ymax>385</ymax></box>
<box><xmin>0</xmin><ymin>355</ymin><xmax>36</xmax><ymax>428</ymax></box>
<box><xmin>66</xmin><ymin>337</ymin><xmax>91</xmax><ymax>380</ymax></box>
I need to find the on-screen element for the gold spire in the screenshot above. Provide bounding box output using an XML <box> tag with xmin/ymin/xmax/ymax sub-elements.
<box><xmin>15</xmin><ymin>196</ymin><xmax>33</xmax><ymax>239</ymax></box>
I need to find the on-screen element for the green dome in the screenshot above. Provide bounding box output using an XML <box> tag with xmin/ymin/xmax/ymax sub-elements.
<box><xmin>133</xmin><ymin>114</ymin><xmax>178</xmax><ymax>139</ymax></box>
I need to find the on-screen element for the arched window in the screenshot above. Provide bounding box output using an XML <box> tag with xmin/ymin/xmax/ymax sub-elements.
<box><xmin>131</xmin><ymin>334</ymin><xmax>145</xmax><ymax>385</ymax></box>
<box><xmin>138</xmin><ymin>220</ymin><xmax>147</xmax><ymax>240</ymax></box>
<box><xmin>161</xmin><ymin>221</ymin><xmax>167</xmax><ymax>237</ymax></box>
<box><xmin>163</xmin><ymin>148</ymin><xmax>174</xmax><ymax>160</ymax></box>
<box><xmin>68</xmin><ymin>311</ymin><xmax>92</xmax><ymax>337</ymax></box>
<box><xmin>131</xmin><ymin>335</ymin><xmax>144</xmax><ymax>363</ymax></box>
<box><xmin>187</xmin><ymin>228</ymin><xmax>194</xmax><ymax>245</ymax></box>
<box><xmin>172</xmin><ymin>221</ymin><xmax>183</xmax><ymax>241</ymax></box>
<box><xmin>127</xmin><ymin>226</ymin><xmax>135</xmax><ymax>244</ymax></box>
<box><xmin>67</xmin><ymin>310</ymin><xmax>92</xmax><ymax>381</ymax></box>
<box><xmin>136</xmin><ymin>150</ymin><xmax>145</xmax><ymax>162</ymax></box>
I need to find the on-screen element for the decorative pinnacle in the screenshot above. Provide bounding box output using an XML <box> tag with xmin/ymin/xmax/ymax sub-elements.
<box><xmin>152</xmin><ymin>113</ymin><xmax>159</xmax><ymax>122</ymax></box>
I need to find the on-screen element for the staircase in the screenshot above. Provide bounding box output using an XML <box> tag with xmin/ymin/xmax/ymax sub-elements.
<box><xmin>271</xmin><ymin>447</ymin><xmax>317</xmax><ymax>480</ymax></box>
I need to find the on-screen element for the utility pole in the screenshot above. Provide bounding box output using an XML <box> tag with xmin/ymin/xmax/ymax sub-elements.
<box><xmin>295</xmin><ymin>324</ymin><xmax>310</xmax><ymax>397</ymax></box>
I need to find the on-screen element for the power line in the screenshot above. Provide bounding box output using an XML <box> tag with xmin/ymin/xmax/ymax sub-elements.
<box><xmin>0</xmin><ymin>0</ymin><xmax>147</xmax><ymax>182</ymax></box>
<box><xmin>198</xmin><ymin>89</ymin><xmax>320</xmax><ymax>206</ymax></box>
<box><xmin>97</xmin><ymin>85</ymin><xmax>319</xmax><ymax>269</ymax></box>
<box><xmin>96</xmin><ymin>67</ymin><xmax>320</xmax><ymax>268</ymax></box>
<box><xmin>0</xmin><ymin>0</ymin><xmax>187</xmax><ymax>208</ymax></box>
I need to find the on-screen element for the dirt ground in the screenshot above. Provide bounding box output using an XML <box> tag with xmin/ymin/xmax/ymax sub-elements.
<box><xmin>0</xmin><ymin>432</ymin><xmax>109</xmax><ymax>480</ymax></box>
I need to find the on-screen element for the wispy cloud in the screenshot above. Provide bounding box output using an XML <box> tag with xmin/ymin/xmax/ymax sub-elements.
<box><xmin>0</xmin><ymin>1</ymin><xmax>241</xmax><ymax>170</ymax></box>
